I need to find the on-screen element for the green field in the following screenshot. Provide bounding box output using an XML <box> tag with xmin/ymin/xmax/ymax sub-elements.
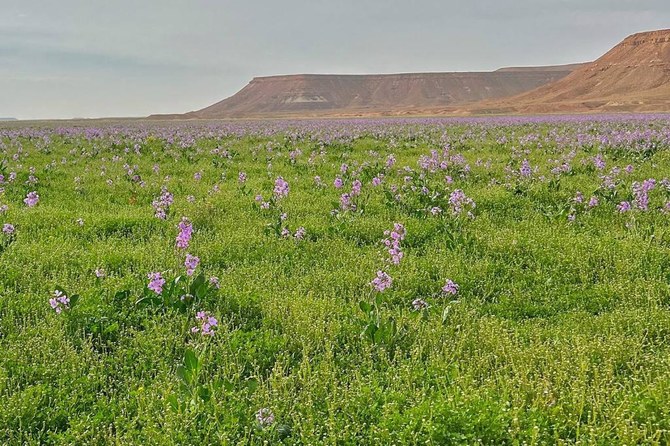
<box><xmin>2</xmin><ymin>117</ymin><xmax>670</xmax><ymax>444</ymax></box>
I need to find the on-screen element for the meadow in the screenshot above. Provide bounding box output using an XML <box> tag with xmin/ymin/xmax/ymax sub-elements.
<box><xmin>2</xmin><ymin>115</ymin><xmax>670</xmax><ymax>444</ymax></box>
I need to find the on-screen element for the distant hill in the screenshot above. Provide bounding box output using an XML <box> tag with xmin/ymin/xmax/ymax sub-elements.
<box><xmin>474</xmin><ymin>29</ymin><xmax>670</xmax><ymax>114</ymax></box>
<box><xmin>0</xmin><ymin>118</ymin><xmax>17</xmax><ymax>121</ymax></box>
<box><xmin>151</xmin><ymin>29</ymin><xmax>670</xmax><ymax>119</ymax></box>
<box><xmin>153</xmin><ymin>65</ymin><xmax>582</xmax><ymax>119</ymax></box>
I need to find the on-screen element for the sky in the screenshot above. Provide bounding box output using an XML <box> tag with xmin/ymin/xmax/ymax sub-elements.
<box><xmin>2</xmin><ymin>0</ymin><xmax>669</xmax><ymax>120</ymax></box>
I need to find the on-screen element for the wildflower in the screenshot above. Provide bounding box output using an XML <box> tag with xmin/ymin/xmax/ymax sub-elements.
<box><xmin>334</xmin><ymin>177</ymin><xmax>344</xmax><ymax>189</ymax></box>
<box><xmin>152</xmin><ymin>187</ymin><xmax>173</xmax><ymax>219</ymax></box>
<box><xmin>280</xmin><ymin>227</ymin><xmax>291</xmax><ymax>238</ymax></box>
<box><xmin>314</xmin><ymin>176</ymin><xmax>323</xmax><ymax>186</ymax></box>
<box><xmin>95</xmin><ymin>268</ymin><xmax>106</xmax><ymax>278</ymax></box>
<box><xmin>371</xmin><ymin>271</ymin><xmax>393</xmax><ymax>292</ymax></box>
<box><xmin>372</xmin><ymin>176</ymin><xmax>382</xmax><ymax>186</ymax></box>
<box><xmin>351</xmin><ymin>179</ymin><xmax>362</xmax><ymax>196</ymax></box>
<box><xmin>632</xmin><ymin>179</ymin><xmax>656</xmax><ymax>211</ymax></box>
<box><xmin>184</xmin><ymin>254</ymin><xmax>200</xmax><ymax>276</ymax></box>
<box><xmin>574</xmin><ymin>191</ymin><xmax>584</xmax><ymax>204</ymax></box>
<box><xmin>2</xmin><ymin>223</ymin><xmax>14</xmax><ymax>235</ymax></box>
<box><xmin>175</xmin><ymin>217</ymin><xmax>193</xmax><ymax>250</ymax></box>
<box><xmin>147</xmin><ymin>272</ymin><xmax>166</xmax><ymax>294</ymax></box>
<box><xmin>448</xmin><ymin>189</ymin><xmax>475</xmax><ymax>215</ymax></box>
<box><xmin>187</xmin><ymin>195</ymin><xmax>196</xmax><ymax>203</ymax></box>
<box><xmin>49</xmin><ymin>290</ymin><xmax>70</xmax><ymax>314</ymax></box>
<box><xmin>520</xmin><ymin>159</ymin><xmax>532</xmax><ymax>178</ymax></box>
<box><xmin>340</xmin><ymin>193</ymin><xmax>355</xmax><ymax>211</ymax></box>
<box><xmin>430</xmin><ymin>207</ymin><xmax>442</xmax><ymax>216</ymax></box>
<box><xmin>191</xmin><ymin>310</ymin><xmax>218</xmax><ymax>336</ymax></box>
<box><xmin>617</xmin><ymin>201</ymin><xmax>631</xmax><ymax>213</ymax></box>
<box><xmin>442</xmin><ymin>279</ymin><xmax>459</xmax><ymax>296</ymax></box>
<box><xmin>294</xmin><ymin>226</ymin><xmax>306</xmax><ymax>240</ymax></box>
<box><xmin>255</xmin><ymin>408</ymin><xmax>275</xmax><ymax>428</ymax></box>
<box><xmin>76</xmin><ymin>218</ymin><xmax>84</xmax><ymax>226</ymax></box>
<box><xmin>24</xmin><ymin>191</ymin><xmax>39</xmax><ymax>207</ymax></box>
<box><xmin>238</xmin><ymin>172</ymin><xmax>247</xmax><ymax>184</ymax></box>
<box><xmin>588</xmin><ymin>196</ymin><xmax>599</xmax><ymax>208</ymax></box>
<box><xmin>383</xmin><ymin>223</ymin><xmax>406</xmax><ymax>265</ymax></box>
<box><xmin>209</xmin><ymin>276</ymin><xmax>220</xmax><ymax>289</ymax></box>
<box><xmin>193</xmin><ymin>171</ymin><xmax>202</xmax><ymax>181</ymax></box>
<box><xmin>273</xmin><ymin>177</ymin><xmax>289</xmax><ymax>199</ymax></box>
<box><xmin>593</xmin><ymin>154</ymin><xmax>606</xmax><ymax>170</ymax></box>
<box><xmin>412</xmin><ymin>298</ymin><xmax>429</xmax><ymax>311</ymax></box>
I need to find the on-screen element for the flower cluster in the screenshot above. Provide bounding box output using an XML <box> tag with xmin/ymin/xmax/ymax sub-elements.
<box><xmin>191</xmin><ymin>311</ymin><xmax>218</xmax><ymax>336</ymax></box>
<box><xmin>371</xmin><ymin>270</ymin><xmax>393</xmax><ymax>292</ymax></box>
<box><xmin>184</xmin><ymin>254</ymin><xmax>200</xmax><ymax>276</ymax></box>
<box><xmin>152</xmin><ymin>187</ymin><xmax>174</xmax><ymax>219</ymax></box>
<box><xmin>256</xmin><ymin>408</ymin><xmax>275</xmax><ymax>428</ymax></box>
<box><xmin>148</xmin><ymin>272</ymin><xmax>166</xmax><ymax>294</ymax></box>
<box><xmin>49</xmin><ymin>290</ymin><xmax>70</xmax><ymax>314</ymax></box>
<box><xmin>442</xmin><ymin>279</ymin><xmax>459</xmax><ymax>296</ymax></box>
<box><xmin>632</xmin><ymin>179</ymin><xmax>656</xmax><ymax>211</ymax></box>
<box><xmin>273</xmin><ymin>176</ymin><xmax>289</xmax><ymax>199</ymax></box>
<box><xmin>448</xmin><ymin>189</ymin><xmax>475</xmax><ymax>217</ymax></box>
<box><xmin>24</xmin><ymin>191</ymin><xmax>39</xmax><ymax>207</ymax></box>
<box><xmin>2</xmin><ymin>223</ymin><xmax>14</xmax><ymax>235</ymax></box>
<box><xmin>383</xmin><ymin>223</ymin><xmax>406</xmax><ymax>265</ymax></box>
<box><xmin>175</xmin><ymin>217</ymin><xmax>193</xmax><ymax>249</ymax></box>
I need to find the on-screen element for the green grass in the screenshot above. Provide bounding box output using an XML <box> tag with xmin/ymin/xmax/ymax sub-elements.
<box><xmin>1</xmin><ymin>120</ymin><xmax>670</xmax><ymax>444</ymax></box>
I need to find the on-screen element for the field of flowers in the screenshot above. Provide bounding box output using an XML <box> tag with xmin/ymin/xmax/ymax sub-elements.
<box><xmin>2</xmin><ymin>115</ymin><xmax>670</xmax><ymax>444</ymax></box>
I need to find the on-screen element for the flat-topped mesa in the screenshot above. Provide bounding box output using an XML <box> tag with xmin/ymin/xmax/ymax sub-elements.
<box><xmin>183</xmin><ymin>65</ymin><xmax>581</xmax><ymax>118</ymax></box>
<box><xmin>149</xmin><ymin>28</ymin><xmax>670</xmax><ymax>119</ymax></box>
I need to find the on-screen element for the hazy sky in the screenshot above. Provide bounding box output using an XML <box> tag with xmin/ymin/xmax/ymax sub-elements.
<box><xmin>2</xmin><ymin>0</ymin><xmax>669</xmax><ymax>119</ymax></box>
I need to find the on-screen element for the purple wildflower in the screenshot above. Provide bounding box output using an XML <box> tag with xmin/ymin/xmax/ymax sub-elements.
<box><xmin>184</xmin><ymin>254</ymin><xmax>200</xmax><ymax>276</ymax></box>
<box><xmin>191</xmin><ymin>310</ymin><xmax>218</xmax><ymax>336</ymax></box>
<box><xmin>24</xmin><ymin>191</ymin><xmax>39</xmax><ymax>207</ymax></box>
<box><xmin>147</xmin><ymin>272</ymin><xmax>166</xmax><ymax>294</ymax></box>
<box><xmin>49</xmin><ymin>290</ymin><xmax>70</xmax><ymax>314</ymax></box>
<box><xmin>175</xmin><ymin>217</ymin><xmax>193</xmax><ymax>250</ymax></box>
<box><xmin>294</xmin><ymin>226</ymin><xmax>306</xmax><ymax>240</ymax></box>
<box><xmin>2</xmin><ymin>223</ymin><xmax>14</xmax><ymax>235</ymax></box>
<box><xmin>442</xmin><ymin>279</ymin><xmax>459</xmax><ymax>296</ymax></box>
<box><xmin>273</xmin><ymin>177</ymin><xmax>289</xmax><ymax>199</ymax></box>
<box><xmin>371</xmin><ymin>271</ymin><xmax>393</xmax><ymax>292</ymax></box>
<box><xmin>449</xmin><ymin>189</ymin><xmax>475</xmax><ymax>215</ymax></box>
<box><xmin>351</xmin><ymin>179</ymin><xmax>362</xmax><ymax>196</ymax></box>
